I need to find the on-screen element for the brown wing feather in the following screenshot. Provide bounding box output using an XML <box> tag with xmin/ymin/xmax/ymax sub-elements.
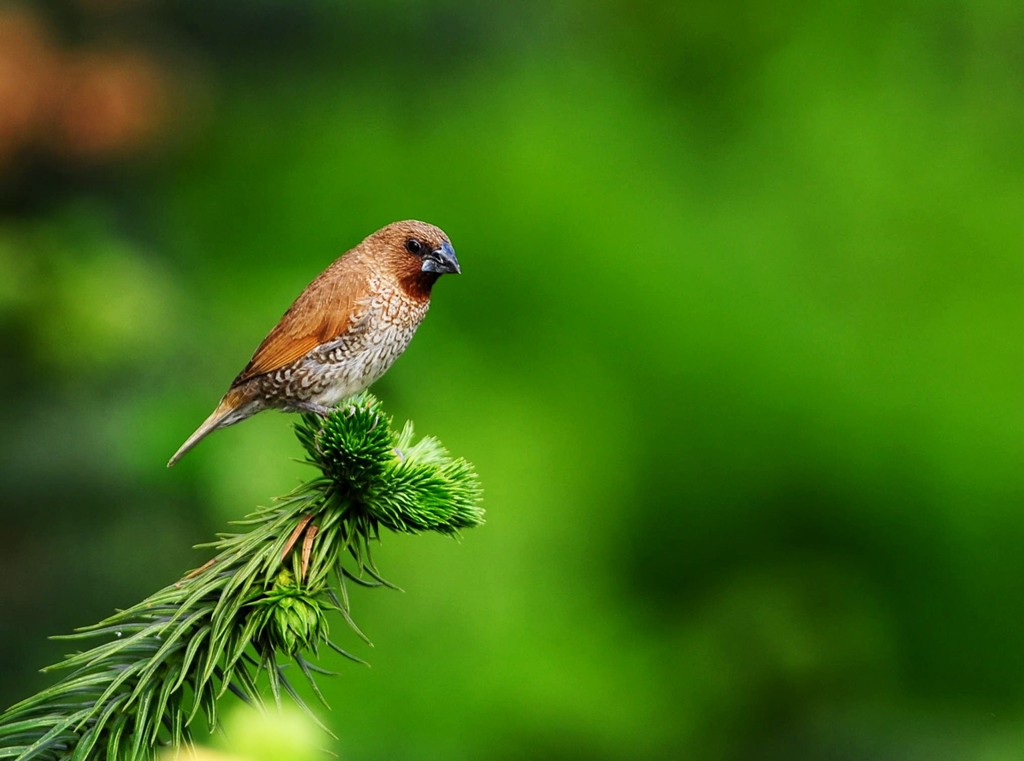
<box><xmin>231</xmin><ymin>255</ymin><xmax>369</xmax><ymax>387</ymax></box>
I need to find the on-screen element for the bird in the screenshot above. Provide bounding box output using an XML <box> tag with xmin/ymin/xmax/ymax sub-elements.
<box><xmin>167</xmin><ymin>219</ymin><xmax>460</xmax><ymax>467</ymax></box>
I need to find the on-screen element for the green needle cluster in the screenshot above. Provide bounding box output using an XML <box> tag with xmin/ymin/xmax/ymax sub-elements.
<box><xmin>0</xmin><ymin>393</ymin><xmax>484</xmax><ymax>760</ymax></box>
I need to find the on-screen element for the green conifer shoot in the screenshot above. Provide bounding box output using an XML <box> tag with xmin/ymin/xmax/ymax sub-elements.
<box><xmin>0</xmin><ymin>394</ymin><xmax>483</xmax><ymax>761</ymax></box>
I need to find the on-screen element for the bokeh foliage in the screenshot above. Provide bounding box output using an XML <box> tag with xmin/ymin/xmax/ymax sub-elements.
<box><xmin>2</xmin><ymin>1</ymin><xmax>1024</xmax><ymax>759</ymax></box>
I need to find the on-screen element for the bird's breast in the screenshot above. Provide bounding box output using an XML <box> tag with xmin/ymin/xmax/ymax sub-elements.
<box><xmin>298</xmin><ymin>287</ymin><xmax>430</xmax><ymax>405</ymax></box>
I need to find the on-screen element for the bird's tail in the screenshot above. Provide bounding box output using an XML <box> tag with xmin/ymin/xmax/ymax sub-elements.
<box><xmin>167</xmin><ymin>391</ymin><xmax>251</xmax><ymax>467</ymax></box>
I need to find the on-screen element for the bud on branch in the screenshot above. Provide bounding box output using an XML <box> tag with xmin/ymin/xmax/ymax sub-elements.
<box><xmin>0</xmin><ymin>393</ymin><xmax>484</xmax><ymax>761</ymax></box>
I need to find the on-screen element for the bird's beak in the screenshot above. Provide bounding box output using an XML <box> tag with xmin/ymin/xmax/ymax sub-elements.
<box><xmin>422</xmin><ymin>240</ymin><xmax>461</xmax><ymax>275</ymax></box>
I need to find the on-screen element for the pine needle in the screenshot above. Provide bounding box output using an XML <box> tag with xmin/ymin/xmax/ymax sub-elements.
<box><xmin>0</xmin><ymin>394</ymin><xmax>483</xmax><ymax>760</ymax></box>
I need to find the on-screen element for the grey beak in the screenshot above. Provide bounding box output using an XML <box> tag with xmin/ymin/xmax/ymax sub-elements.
<box><xmin>422</xmin><ymin>240</ymin><xmax>461</xmax><ymax>275</ymax></box>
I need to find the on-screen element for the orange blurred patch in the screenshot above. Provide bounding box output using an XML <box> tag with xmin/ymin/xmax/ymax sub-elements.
<box><xmin>0</xmin><ymin>7</ymin><xmax>60</xmax><ymax>168</ymax></box>
<box><xmin>51</xmin><ymin>48</ymin><xmax>172</xmax><ymax>161</ymax></box>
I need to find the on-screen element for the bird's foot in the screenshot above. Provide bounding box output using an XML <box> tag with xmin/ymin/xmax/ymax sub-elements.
<box><xmin>293</xmin><ymin>401</ymin><xmax>334</xmax><ymax>416</ymax></box>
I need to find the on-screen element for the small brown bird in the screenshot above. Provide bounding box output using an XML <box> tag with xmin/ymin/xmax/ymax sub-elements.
<box><xmin>168</xmin><ymin>220</ymin><xmax>460</xmax><ymax>467</ymax></box>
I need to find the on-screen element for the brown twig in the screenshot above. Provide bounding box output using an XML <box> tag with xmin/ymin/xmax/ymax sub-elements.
<box><xmin>176</xmin><ymin>557</ymin><xmax>216</xmax><ymax>587</ymax></box>
<box><xmin>301</xmin><ymin>524</ymin><xmax>319</xmax><ymax>581</ymax></box>
<box><xmin>281</xmin><ymin>514</ymin><xmax>315</xmax><ymax>562</ymax></box>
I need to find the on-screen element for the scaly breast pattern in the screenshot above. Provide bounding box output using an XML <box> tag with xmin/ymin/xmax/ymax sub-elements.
<box><xmin>255</xmin><ymin>279</ymin><xmax>430</xmax><ymax>408</ymax></box>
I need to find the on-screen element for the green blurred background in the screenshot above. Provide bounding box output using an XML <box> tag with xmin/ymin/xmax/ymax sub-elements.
<box><xmin>2</xmin><ymin>1</ymin><xmax>1024</xmax><ymax>759</ymax></box>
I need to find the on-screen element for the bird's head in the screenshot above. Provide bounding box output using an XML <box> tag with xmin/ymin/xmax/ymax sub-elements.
<box><xmin>369</xmin><ymin>220</ymin><xmax>460</xmax><ymax>299</ymax></box>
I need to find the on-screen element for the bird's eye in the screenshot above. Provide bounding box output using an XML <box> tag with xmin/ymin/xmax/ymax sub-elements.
<box><xmin>405</xmin><ymin>238</ymin><xmax>424</xmax><ymax>255</ymax></box>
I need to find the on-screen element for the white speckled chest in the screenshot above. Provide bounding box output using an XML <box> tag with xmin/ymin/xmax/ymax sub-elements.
<box><xmin>255</xmin><ymin>279</ymin><xmax>430</xmax><ymax>408</ymax></box>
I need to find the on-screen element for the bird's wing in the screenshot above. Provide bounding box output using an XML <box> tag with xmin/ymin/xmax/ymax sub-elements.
<box><xmin>231</xmin><ymin>258</ymin><xmax>370</xmax><ymax>386</ymax></box>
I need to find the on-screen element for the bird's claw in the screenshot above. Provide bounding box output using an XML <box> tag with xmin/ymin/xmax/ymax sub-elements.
<box><xmin>294</xmin><ymin>401</ymin><xmax>333</xmax><ymax>416</ymax></box>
